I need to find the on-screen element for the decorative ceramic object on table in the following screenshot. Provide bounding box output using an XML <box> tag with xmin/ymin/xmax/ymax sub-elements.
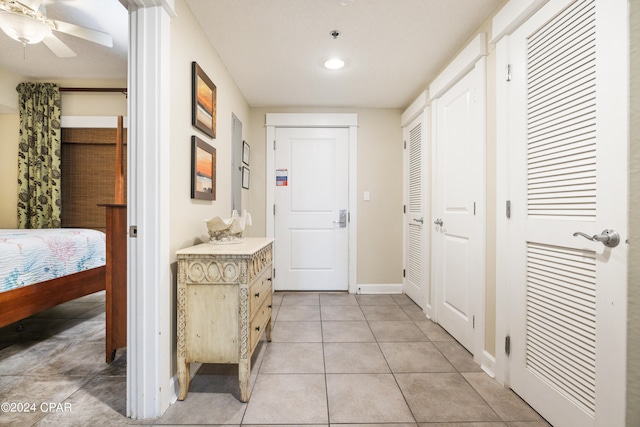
<box><xmin>204</xmin><ymin>210</ymin><xmax>252</xmax><ymax>244</ymax></box>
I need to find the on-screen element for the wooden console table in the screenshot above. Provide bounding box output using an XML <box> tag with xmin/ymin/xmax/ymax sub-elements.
<box><xmin>176</xmin><ymin>238</ymin><xmax>274</xmax><ymax>402</ymax></box>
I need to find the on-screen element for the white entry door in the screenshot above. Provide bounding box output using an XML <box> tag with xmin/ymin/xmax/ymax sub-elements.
<box><xmin>274</xmin><ymin>127</ymin><xmax>349</xmax><ymax>291</ymax></box>
<box><xmin>403</xmin><ymin>113</ymin><xmax>428</xmax><ymax>308</ymax></box>
<box><xmin>504</xmin><ymin>0</ymin><xmax>628</xmax><ymax>425</ymax></box>
<box><xmin>433</xmin><ymin>60</ymin><xmax>485</xmax><ymax>353</ymax></box>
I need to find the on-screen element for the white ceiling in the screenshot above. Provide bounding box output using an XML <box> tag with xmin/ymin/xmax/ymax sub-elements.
<box><xmin>0</xmin><ymin>0</ymin><xmax>505</xmax><ymax>109</ymax></box>
<box><xmin>186</xmin><ymin>0</ymin><xmax>504</xmax><ymax>108</ymax></box>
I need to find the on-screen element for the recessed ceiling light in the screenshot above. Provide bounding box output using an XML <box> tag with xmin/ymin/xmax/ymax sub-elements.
<box><xmin>324</xmin><ymin>58</ymin><xmax>345</xmax><ymax>70</ymax></box>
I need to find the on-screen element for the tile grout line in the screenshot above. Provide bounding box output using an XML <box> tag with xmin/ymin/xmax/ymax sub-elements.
<box><xmin>319</xmin><ymin>295</ymin><xmax>331</xmax><ymax>426</ymax></box>
<box><xmin>365</xmin><ymin>297</ymin><xmax>420</xmax><ymax>425</ymax></box>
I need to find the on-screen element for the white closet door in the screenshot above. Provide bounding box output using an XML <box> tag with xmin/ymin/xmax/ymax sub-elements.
<box><xmin>433</xmin><ymin>60</ymin><xmax>485</xmax><ymax>354</ymax></box>
<box><xmin>505</xmin><ymin>0</ymin><xmax>628</xmax><ymax>425</ymax></box>
<box><xmin>404</xmin><ymin>112</ymin><xmax>428</xmax><ymax>308</ymax></box>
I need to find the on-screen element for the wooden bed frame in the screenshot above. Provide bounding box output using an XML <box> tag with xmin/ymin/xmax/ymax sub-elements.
<box><xmin>0</xmin><ymin>266</ymin><xmax>106</xmax><ymax>329</ymax></box>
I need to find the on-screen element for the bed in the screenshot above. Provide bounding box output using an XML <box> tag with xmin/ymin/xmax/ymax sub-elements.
<box><xmin>0</xmin><ymin>228</ymin><xmax>107</xmax><ymax>329</ymax></box>
<box><xmin>2</xmin><ymin>115</ymin><xmax>127</xmax><ymax>362</ymax></box>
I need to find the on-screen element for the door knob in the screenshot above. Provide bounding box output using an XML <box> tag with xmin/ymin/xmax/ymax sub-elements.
<box><xmin>573</xmin><ymin>229</ymin><xmax>620</xmax><ymax>248</ymax></box>
<box><xmin>434</xmin><ymin>219</ymin><xmax>443</xmax><ymax>226</ymax></box>
<box><xmin>413</xmin><ymin>217</ymin><xmax>424</xmax><ymax>224</ymax></box>
<box><xmin>333</xmin><ymin>209</ymin><xmax>347</xmax><ymax>227</ymax></box>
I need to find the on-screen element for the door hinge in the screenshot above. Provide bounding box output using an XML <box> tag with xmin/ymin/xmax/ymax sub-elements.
<box><xmin>506</xmin><ymin>64</ymin><xmax>512</xmax><ymax>82</ymax></box>
<box><xmin>348</xmin><ymin>212</ymin><xmax>351</xmax><ymax>223</ymax></box>
<box><xmin>273</xmin><ymin>204</ymin><xmax>276</xmax><ymax>215</ymax></box>
<box><xmin>505</xmin><ymin>335</ymin><xmax>511</xmax><ymax>356</ymax></box>
<box><xmin>273</xmin><ymin>140</ymin><xmax>276</xmax><ymax>150</ymax></box>
<box><xmin>473</xmin><ymin>202</ymin><xmax>476</xmax><ymax>216</ymax></box>
<box><xmin>472</xmin><ymin>315</ymin><xmax>475</xmax><ymax>329</ymax></box>
<box><xmin>403</xmin><ymin>269</ymin><xmax>406</xmax><ymax>278</ymax></box>
<box><xmin>403</xmin><ymin>140</ymin><xmax>406</xmax><ymax>149</ymax></box>
<box><xmin>403</xmin><ymin>205</ymin><xmax>406</xmax><ymax>214</ymax></box>
<box><xmin>506</xmin><ymin>200</ymin><xmax>511</xmax><ymax>219</ymax></box>
<box><xmin>273</xmin><ymin>268</ymin><xmax>276</xmax><ymax>278</ymax></box>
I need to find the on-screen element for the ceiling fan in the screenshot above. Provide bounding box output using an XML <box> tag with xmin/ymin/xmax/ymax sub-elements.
<box><xmin>0</xmin><ymin>0</ymin><xmax>112</xmax><ymax>57</ymax></box>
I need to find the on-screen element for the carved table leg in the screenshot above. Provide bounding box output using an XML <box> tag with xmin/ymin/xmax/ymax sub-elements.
<box><xmin>177</xmin><ymin>358</ymin><xmax>190</xmax><ymax>400</ymax></box>
<box><xmin>266</xmin><ymin>317</ymin><xmax>273</xmax><ymax>342</ymax></box>
<box><xmin>239</xmin><ymin>357</ymin><xmax>251</xmax><ymax>402</ymax></box>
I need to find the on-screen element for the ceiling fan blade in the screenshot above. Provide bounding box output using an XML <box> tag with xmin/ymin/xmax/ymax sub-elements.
<box><xmin>42</xmin><ymin>33</ymin><xmax>76</xmax><ymax>57</ymax></box>
<box><xmin>52</xmin><ymin>19</ymin><xmax>112</xmax><ymax>47</ymax></box>
<box><xmin>17</xmin><ymin>0</ymin><xmax>43</xmax><ymax>12</ymax></box>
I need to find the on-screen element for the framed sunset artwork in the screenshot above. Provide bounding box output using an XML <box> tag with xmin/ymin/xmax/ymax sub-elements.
<box><xmin>192</xmin><ymin>61</ymin><xmax>217</xmax><ymax>138</ymax></box>
<box><xmin>191</xmin><ymin>136</ymin><xmax>216</xmax><ymax>200</ymax></box>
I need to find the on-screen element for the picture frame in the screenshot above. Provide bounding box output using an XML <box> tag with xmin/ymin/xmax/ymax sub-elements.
<box><xmin>242</xmin><ymin>140</ymin><xmax>250</xmax><ymax>166</ymax></box>
<box><xmin>192</xmin><ymin>61</ymin><xmax>217</xmax><ymax>138</ymax></box>
<box><xmin>242</xmin><ymin>166</ymin><xmax>250</xmax><ymax>190</ymax></box>
<box><xmin>191</xmin><ymin>136</ymin><xmax>216</xmax><ymax>200</ymax></box>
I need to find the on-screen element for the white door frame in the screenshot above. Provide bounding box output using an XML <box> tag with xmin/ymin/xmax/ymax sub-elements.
<box><xmin>123</xmin><ymin>0</ymin><xmax>176</xmax><ymax>419</ymax></box>
<box><xmin>265</xmin><ymin>113</ymin><xmax>358</xmax><ymax>293</ymax></box>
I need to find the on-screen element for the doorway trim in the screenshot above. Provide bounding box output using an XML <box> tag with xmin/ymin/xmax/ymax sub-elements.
<box><xmin>265</xmin><ymin>113</ymin><xmax>358</xmax><ymax>293</ymax></box>
<box><xmin>491</xmin><ymin>0</ymin><xmax>555</xmax><ymax>388</ymax></box>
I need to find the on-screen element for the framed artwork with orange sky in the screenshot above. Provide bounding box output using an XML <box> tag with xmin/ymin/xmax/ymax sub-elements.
<box><xmin>191</xmin><ymin>136</ymin><xmax>216</xmax><ymax>200</ymax></box>
<box><xmin>192</xmin><ymin>61</ymin><xmax>216</xmax><ymax>138</ymax></box>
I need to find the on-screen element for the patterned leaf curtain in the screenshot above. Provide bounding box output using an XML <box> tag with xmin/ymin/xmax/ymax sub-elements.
<box><xmin>16</xmin><ymin>82</ymin><xmax>62</xmax><ymax>229</ymax></box>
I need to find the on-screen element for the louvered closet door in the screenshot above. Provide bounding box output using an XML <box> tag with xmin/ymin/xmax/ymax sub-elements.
<box><xmin>404</xmin><ymin>113</ymin><xmax>426</xmax><ymax>308</ymax></box>
<box><xmin>506</xmin><ymin>0</ymin><xmax>628</xmax><ymax>425</ymax></box>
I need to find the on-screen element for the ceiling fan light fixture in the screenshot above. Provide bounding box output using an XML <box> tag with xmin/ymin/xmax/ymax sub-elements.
<box><xmin>0</xmin><ymin>11</ymin><xmax>51</xmax><ymax>44</ymax></box>
<box><xmin>324</xmin><ymin>58</ymin><xmax>345</xmax><ymax>70</ymax></box>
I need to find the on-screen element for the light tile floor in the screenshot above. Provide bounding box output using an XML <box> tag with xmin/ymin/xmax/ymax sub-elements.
<box><xmin>0</xmin><ymin>291</ymin><xmax>552</xmax><ymax>426</ymax></box>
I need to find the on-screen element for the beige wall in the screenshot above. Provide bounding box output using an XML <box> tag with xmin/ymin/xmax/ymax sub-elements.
<box><xmin>169</xmin><ymin>0</ymin><xmax>250</xmax><ymax>258</ymax></box>
<box><xmin>0</xmin><ymin>114</ymin><xmax>19</xmax><ymax>228</ymax></box>
<box><xmin>247</xmin><ymin>107</ymin><xmax>404</xmax><ymax>285</ymax></box>
<box><xmin>168</xmin><ymin>0</ymin><xmax>251</xmax><ymax>371</ymax></box>
<box><xmin>0</xmin><ymin>67</ymin><xmax>27</xmax><ymax>228</ymax></box>
<box><xmin>0</xmin><ymin>70</ymin><xmax>127</xmax><ymax>229</ymax></box>
<box><xmin>0</xmin><ymin>67</ymin><xmax>23</xmax><ymax>112</ymax></box>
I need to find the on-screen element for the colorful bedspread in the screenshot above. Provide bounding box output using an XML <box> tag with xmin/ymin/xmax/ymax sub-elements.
<box><xmin>0</xmin><ymin>229</ymin><xmax>106</xmax><ymax>293</ymax></box>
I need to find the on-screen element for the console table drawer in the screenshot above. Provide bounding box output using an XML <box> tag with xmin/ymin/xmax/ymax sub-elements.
<box><xmin>250</xmin><ymin>292</ymin><xmax>272</xmax><ymax>352</ymax></box>
<box><xmin>250</xmin><ymin>269</ymin><xmax>272</xmax><ymax>318</ymax></box>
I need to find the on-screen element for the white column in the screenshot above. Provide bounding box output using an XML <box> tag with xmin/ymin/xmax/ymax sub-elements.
<box><xmin>124</xmin><ymin>0</ymin><xmax>175</xmax><ymax>419</ymax></box>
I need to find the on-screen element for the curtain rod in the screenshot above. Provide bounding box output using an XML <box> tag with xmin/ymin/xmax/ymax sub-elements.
<box><xmin>59</xmin><ymin>87</ymin><xmax>127</xmax><ymax>95</ymax></box>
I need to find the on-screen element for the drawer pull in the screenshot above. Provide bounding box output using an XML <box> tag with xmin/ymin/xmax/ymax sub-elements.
<box><xmin>254</xmin><ymin>292</ymin><xmax>260</xmax><ymax>298</ymax></box>
<box><xmin>268</xmin><ymin>304</ymin><xmax>272</xmax><ymax>309</ymax></box>
<box><xmin>267</xmin><ymin>278</ymin><xmax>272</xmax><ymax>282</ymax></box>
<box><xmin>255</xmin><ymin>326</ymin><xmax>261</xmax><ymax>332</ymax></box>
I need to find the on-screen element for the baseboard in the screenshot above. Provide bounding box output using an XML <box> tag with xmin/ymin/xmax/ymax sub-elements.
<box><xmin>169</xmin><ymin>362</ymin><xmax>202</xmax><ymax>406</ymax></box>
<box><xmin>356</xmin><ymin>283</ymin><xmax>403</xmax><ymax>294</ymax></box>
<box><xmin>480</xmin><ymin>350</ymin><xmax>496</xmax><ymax>378</ymax></box>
